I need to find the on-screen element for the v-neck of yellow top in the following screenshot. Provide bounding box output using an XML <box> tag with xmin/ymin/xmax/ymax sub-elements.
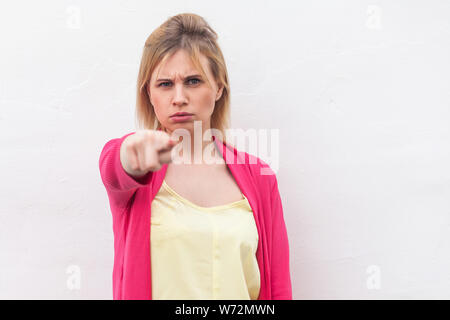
<box><xmin>161</xmin><ymin>179</ymin><xmax>248</xmax><ymax>212</ymax></box>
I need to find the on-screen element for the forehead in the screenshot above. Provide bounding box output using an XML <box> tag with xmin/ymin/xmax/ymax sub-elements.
<box><xmin>154</xmin><ymin>50</ymin><xmax>209</xmax><ymax>78</ymax></box>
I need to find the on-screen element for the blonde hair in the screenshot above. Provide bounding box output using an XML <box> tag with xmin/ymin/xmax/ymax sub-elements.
<box><xmin>135</xmin><ymin>13</ymin><xmax>231</xmax><ymax>145</ymax></box>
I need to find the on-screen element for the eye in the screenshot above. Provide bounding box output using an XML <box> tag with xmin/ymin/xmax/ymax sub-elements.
<box><xmin>188</xmin><ymin>78</ymin><xmax>201</xmax><ymax>85</ymax></box>
<box><xmin>158</xmin><ymin>78</ymin><xmax>202</xmax><ymax>87</ymax></box>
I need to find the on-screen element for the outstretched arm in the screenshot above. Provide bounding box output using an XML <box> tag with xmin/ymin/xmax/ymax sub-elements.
<box><xmin>98</xmin><ymin>132</ymin><xmax>153</xmax><ymax>211</ymax></box>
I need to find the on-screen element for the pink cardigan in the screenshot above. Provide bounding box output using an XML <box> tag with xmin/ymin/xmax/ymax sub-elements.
<box><xmin>99</xmin><ymin>132</ymin><xmax>292</xmax><ymax>300</ymax></box>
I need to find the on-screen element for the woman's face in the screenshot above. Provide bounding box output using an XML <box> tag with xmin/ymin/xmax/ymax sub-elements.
<box><xmin>147</xmin><ymin>49</ymin><xmax>223</xmax><ymax>136</ymax></box>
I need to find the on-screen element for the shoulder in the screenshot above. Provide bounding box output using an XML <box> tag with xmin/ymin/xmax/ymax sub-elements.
<box><xmin>215</xmin><ymin>136</ymin><xmax>279</xmax><ymax>191</ymax></box>
<box><xmin>232</xmin><ymin>145</ymin><xmax>278</xmax><ymax>191</ymax></box>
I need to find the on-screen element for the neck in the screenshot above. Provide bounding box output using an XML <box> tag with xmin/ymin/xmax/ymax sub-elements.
<box><xmin>164</xmin><ymin>125</ymin><xmax>223</xmax><ymax>165</ymax></box>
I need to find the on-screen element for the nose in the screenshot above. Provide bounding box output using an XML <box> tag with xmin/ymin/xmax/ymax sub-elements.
<box><xmin>172</xmin><ymin>83</ymin><xmax>188</xmax><ymax>106</ymax></box>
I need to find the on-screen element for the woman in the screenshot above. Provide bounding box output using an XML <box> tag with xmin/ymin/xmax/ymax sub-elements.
<box><xmin>99</xmin><ymin>13</ymin><xmax>292</xmax><ymax>300</ymax></box>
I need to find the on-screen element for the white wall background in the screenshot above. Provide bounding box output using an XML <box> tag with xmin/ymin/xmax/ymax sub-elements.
<box><xmin>0</xmin><ymin>0</ymin><xmax>449</xmax><ymax>299</ymax></box>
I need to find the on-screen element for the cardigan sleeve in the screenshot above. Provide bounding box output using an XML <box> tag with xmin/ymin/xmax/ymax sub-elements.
<box><xmin>270</xmin><ymin>177</ymin><xmax>293</xmax><ymax>300</ymax></box>
<box><xmin>99</xmin><ymin>132</ymin><xmax>154</xmax><ymax>211</ymax></box>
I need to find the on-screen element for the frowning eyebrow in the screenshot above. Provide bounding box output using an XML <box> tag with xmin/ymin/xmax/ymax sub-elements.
<box><xmin>156</xmin><ymin>74</ymin><xmax>202</xmax><ymax>82</ymax></box>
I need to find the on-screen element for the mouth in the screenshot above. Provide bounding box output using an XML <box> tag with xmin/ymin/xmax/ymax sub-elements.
<box><xmin>170</xmin><ymin>112</ymin><xmax>193</xmax><ymax>117</ymax></box>
<box><xmin>170</xmin><ymin>113</ymin><xmax>194</xmax><ymax>123</ymax></box>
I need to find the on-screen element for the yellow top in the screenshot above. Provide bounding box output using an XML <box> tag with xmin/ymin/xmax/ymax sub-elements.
<box><xmin>150</xmin><ymin>179</ymin><xmax>260</xmax><ymax>300</ymax></box>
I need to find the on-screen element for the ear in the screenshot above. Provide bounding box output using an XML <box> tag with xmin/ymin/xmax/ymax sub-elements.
<box><xmin>216</xmin><ymin>84</ymin><xmax>224</xmax><ymax>101</ymax></box>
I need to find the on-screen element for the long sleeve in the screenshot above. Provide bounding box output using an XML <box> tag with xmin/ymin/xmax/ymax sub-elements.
<box><xmin>269</xmin><ymin>178</ymin><xmax>293</xmax><ymax>299</ymax></box>
<box><xmin>99</xmin><ymin>132</ymin><xmax>154</xmax><ymax>211</ymax></box>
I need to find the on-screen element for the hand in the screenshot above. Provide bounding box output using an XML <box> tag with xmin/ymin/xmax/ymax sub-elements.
<box><xmin>120</xmin><ymin>129</ymin><xmax>178</xmax><ymax>177</ymax></box>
